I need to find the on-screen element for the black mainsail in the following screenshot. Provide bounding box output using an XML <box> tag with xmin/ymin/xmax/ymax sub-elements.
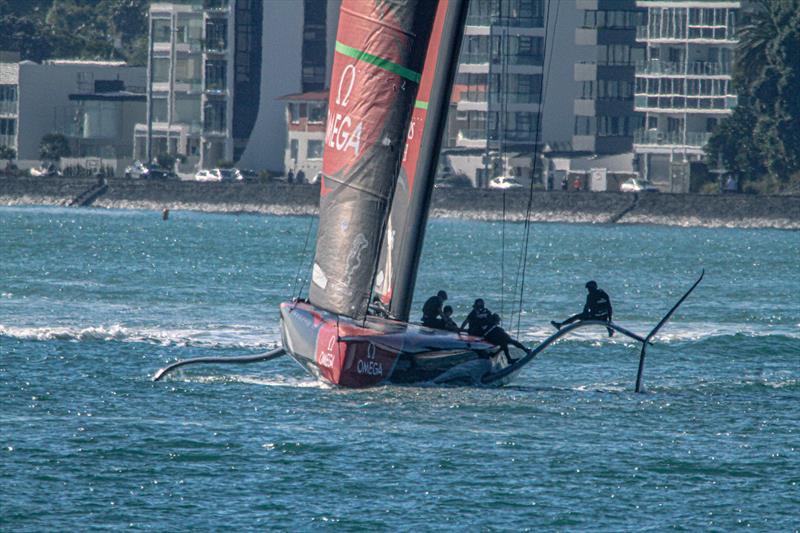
<box><xmin>308</xmin><ymin>0</ymin><xmax>438</xmax><ymax>319</ymax></box>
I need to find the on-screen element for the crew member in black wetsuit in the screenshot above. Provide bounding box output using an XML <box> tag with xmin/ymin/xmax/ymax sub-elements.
<box><xmin>460</xmin><ymin>298</ymin><xmax>492</xmax><ymax>336</ymax></box>
<box><xmin>441</xmin><ymin>305</ymin><xmax>460</xmax><ymax>332</ymax></box>
<box><xmin>421</xmin><ymin>290</ymin><xmax>448</xmax><ymax>328</ymax></box>
<box><xmin>551</xmin><ymin>280</ymin><xmax>614</xmax><ymax>336</ymax></box>
<box><xmin>484</xmin><ymin>314</ymin><xmax>530</xmax><ymax>364</ymax></box>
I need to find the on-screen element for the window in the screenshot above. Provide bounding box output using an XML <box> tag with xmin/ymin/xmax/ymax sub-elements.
<box><xmin>153</xmin><ymin>57</ymin><xmax>170</xmax><ymax>83</ymax></box>
<box><xmin>175</xmin><ymin>95</ymin><xmax>201</xmax><ymax>124</ymax></box>
<box><xmin>205</xmin><ymin>20</ymin><xmax>227</xmax><ymax>51</ymax></box>
<box><xmin>205</xmin><ymin>60</ymin><xmax>227</xmax><ymax>91</ymax></box>
<box><xmin>0</xmin><ymin>118</ymin><xmax>15</xmax><ymax>135</ymax></box>
<box><xmin>175</xmin><ymin>56</ymin><xmax>201</xmax><ymax>85</ymax></box>
<box><xmin>0</xmin><ymin>85</ymin><xmax>16</xmax><ymax>115</ymax></box>
<box><xmin>307</xmin><ymin>140</ymin><xmax>323</xmax><ymax>159</ymax></box>
<box><xmin>308</xmin><ymin>104</ymin><xmax>325</xmax><ymax>123</ymax></box>
<box><xmin>204</xmin><ymin>100</ymin><xmax>226</xmax><ymax>133</ymax></box>
<box><xmin>152</xmin><ymin>97</ymin><xmax>168</xmax><ymax>122</ymax></box>
<box><xmin>290</xmin><ymin>139</ymin><xmax>298</xmax><ymax>162</ymax></box>
<box><xmin>289</xmin><ymin>103</ymin><xmax>300</xmax><ymax>124</ymax></box>
<box><xmin>153</xmin><ymin>18</ymin><xmax>171</xmax><ymax>43</ymax></box>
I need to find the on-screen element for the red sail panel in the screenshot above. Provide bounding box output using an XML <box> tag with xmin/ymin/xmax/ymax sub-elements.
<box><xmin>308</xmin><ymin>0</ymin><xmax>438</xmax><ymax>319</ymax></box>
<box><xmin>374</xmin><ymin>0</ymin><xmax>469</xmax><ymax>321</ymax></box>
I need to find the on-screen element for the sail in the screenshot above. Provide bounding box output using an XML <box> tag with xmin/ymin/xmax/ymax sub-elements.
<box><xmin>373</xmin><ymin>0</ymin><xmax>469</xmax><ymax>322</ymax></box>
<box><xmin>308</xmin><ymin>0</ymin><xmax>439</xmax><ymax>319</ymax></box>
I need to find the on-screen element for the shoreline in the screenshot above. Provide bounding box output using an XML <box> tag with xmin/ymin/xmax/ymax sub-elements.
<box><xmin>1</xmin><ymin>176</ymin><xmax>799</xmax><ymax>229</ymax></box>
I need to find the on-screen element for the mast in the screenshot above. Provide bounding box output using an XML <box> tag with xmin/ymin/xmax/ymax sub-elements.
<box><xmin>308</xmin><ymin>0</ymin><xmax>438</xmax><ymax>319</ymax></box>
<box><xmin>374</xmin><ymin>0</ymin><xmax>470</xmax><ymax>322</ymax></box>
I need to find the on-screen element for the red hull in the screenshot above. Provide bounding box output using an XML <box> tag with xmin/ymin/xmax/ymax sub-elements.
<box><xmin>279</xmin><ymin>300</ymin><xmax>498</xmax><ymax>387</ymax></box>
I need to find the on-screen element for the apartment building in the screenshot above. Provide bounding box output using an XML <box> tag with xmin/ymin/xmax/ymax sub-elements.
<box><xmin>133</xmin><ymin>0</ymin><xmax>263</xmax><ymax>173</ymax></box>
<box><xmin>573</xmin><ymin>0</ymin><xmax>644</xmax><ymax>155</ymax></box>
<box><xmin>633</xmin><ymin>0</ymin><xmax>741</xmax><ymax>191</ymax></box>
<box><xmin>450</xmin><ymin>0</ymin><xmax>546</xmax><ymax>186</ymax></box>
<box><xmin>0</xmin><ymin>54</ymin><xmax>145</xmax><ymax>166</ymax></box>
<box><xmin>281</xmin><ymin>90</ymin><xmax>327</xmax><ymax>179</ymax></box>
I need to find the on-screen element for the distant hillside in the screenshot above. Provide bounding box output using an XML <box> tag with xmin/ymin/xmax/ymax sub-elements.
<box><xmin>0</xmin><ymin>0</ymin><xmax>149</xmax><ymax>65</ymax></box>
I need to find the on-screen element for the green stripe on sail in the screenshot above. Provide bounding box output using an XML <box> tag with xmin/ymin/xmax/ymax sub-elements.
<box><xmin>335</xmin><ymin>41</ymin><xmax>421</xmax><ymax>83</ymax></box>
<box><xmin>414</xmin><ymin>100</ymin><xmax>429</xmax><ymax>110</ymax></box>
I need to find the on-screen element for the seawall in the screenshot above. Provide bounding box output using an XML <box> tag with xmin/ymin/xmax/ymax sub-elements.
<box><xmin>1</xmin><ymin>177</ymin><xmax>798</xmax><ymax>229</ymax></box>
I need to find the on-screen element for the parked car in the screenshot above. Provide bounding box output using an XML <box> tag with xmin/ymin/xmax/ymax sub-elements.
<box><xmin>488</xmin><ymin>176</ymin><xmax>523</xmax><ymax>190</ymax></box>
<box><xmin>29</xmin><ymin>163</ymin><xmax>61</xmax><ymax>177</ymax></box>
<box><xmin>194</xmin><ymin>169</ymin><xmax>220</xmax><ymax>182</ymax></box>
<box><xmin>620</xmin><ymin>178</ymin><xmax>659</xmax><ymax>193</ymax></box>
<box><xmin>124</xmin><ymin>160</ymin><xmax>174</xmax><ymax>179</ymax></box>
<box><xmin>193</xmin><ymin>168</ymin><xmax>244</xmax><ymax>182</ymax></box>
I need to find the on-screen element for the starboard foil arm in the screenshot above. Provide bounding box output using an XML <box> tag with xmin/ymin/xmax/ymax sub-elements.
<box><xmin>635</xmin><ymin>269</ymin><xmax>705</xmax><ymax>392</ymax></box>
<box><xmin>152</xmin><ymin>347</ymin><xmax>286</xmax><ymax>381</ymax></box>
<box><xmin>480</xmin><ymin>320</ymin><xmax>649</xmax><ymax>385</ymax></box>
<box><xmin>482</xmin><ymin>271</ymin><xmax>705</xmax><ymax>390</ymax></box>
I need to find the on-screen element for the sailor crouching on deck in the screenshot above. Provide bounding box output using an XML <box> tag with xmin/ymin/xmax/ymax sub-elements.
<box><xmin>551</xmin><ymin>280</ymin><xmax>614</xmax><ymax>337</ymax></box>
<box><xmin>484</xmin><ymin>314</ymin><xmax>531</xmax><ymax>365</ymax></box>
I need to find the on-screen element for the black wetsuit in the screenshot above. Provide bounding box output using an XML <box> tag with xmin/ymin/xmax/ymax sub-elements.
<box><xmin>442</xmin><ymin>315</ymin><xmax>460</xmax><ymax>332</ymax></box>
<box><xmin>561</xmin><ymin>288</ymin><xmax>613</xmax><ymax>334</ymax></box>
<box><xmin>484</xmin><ymin>324</ymin><xmax>526</xmax><ymax>363</ymax></box>
<box><xmin>463</xmin><ymin>307</ymin><xmax>492</xmax><ymax>336</ymax></box>
<box><xmin>421</xmin><ymin>295</ymin><xmax>444</xmax><ymax>328</ymax></box>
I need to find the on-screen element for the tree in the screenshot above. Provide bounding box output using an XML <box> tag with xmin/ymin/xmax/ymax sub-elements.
<box><xmin>707</xmin><ymin>100</ymin><xmax>766</xmax><ymax>182</ymax></box>
<box><xmin>706</xmin><ymin>0</ymin><xmax>800</xmax><ymax>186</ymax></box>
<box><xmin>40</xmin><ymin>133</ymin><xmax>71</xmax><ymax>161</ymax></box>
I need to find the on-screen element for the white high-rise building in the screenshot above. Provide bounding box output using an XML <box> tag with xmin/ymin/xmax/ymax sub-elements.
<box><xmin>633</xmin><ymin>0</ymin><xmax>741</xmax><ymax>192</ymax></box>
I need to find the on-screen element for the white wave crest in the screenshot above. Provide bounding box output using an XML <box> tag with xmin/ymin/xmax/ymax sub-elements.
<box><xmin>0</xmin><ymin>323</ymin><xmax>280</xmax><ymax>349</ymax></box>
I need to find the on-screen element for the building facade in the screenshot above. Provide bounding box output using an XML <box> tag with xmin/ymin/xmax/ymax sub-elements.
<box><xmin>236</xmin><ymin>0</ymin><xmax>339</xmax><ymax>174</ymax></box>
<box><xmin>573</xmin><ymin>0</ymin><xmax>644</xmax><ymax>155</ymax></box>
<box><xmin>134</xmin><ymin>0</ymin><xmax>263</xmax><ymax>173</ymax></box>
<box><xmin>633</xmin><ymin>0</ymin><xmax>740</xmax><ymax>191</ymax></box>
<box><xmin>281</xmin><ymin>90</ymin><xmax>327</xmax><ymax>179</ymax></box>
<box><xmin>450</xmin><ymin>0</ymin><xmax>546</xmax><ymax>186</ymax></box>
<box><xmin>0</xmin><ymin>56</ymin><xmax>145</xmax><ymax>166</ymax></box>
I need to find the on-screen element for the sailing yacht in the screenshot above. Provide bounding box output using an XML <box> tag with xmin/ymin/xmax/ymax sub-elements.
<box><xmin>154</xmin><ymin>0</ymin><xmax>702</xmax><ymax>390</ymax></box>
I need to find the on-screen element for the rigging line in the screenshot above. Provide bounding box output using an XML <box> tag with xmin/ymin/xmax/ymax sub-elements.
<box><xmin>293</xmin><ymin>213</ymin><xmax>317</xmax><ymax>301</ymax></box>
<box><xmin>515</xmin><ymin>0</ymin><xmax>558</xmax><ymax>337</ymax></box>
<box><xmin>509</xmin><ymin>0</ymin><xmax>555</xmax><ymax>332</ymax></box>
<box><xmin>500</xmin><ymin>190</ymin><xmax>506</xmax><ymax>317</ymax></box>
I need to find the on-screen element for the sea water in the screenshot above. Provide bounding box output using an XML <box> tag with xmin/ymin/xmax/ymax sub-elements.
<box><xmin>1</xmin><ymin>206</ymin><xmax>798</xmax><ymax>531</ymax></box>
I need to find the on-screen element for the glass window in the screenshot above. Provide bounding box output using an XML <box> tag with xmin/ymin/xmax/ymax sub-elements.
<box><xmin>175</xmin><ymin>95</ymin><xmax>201</xmax><ymax>124</ymax></box>
<box><xmin>204</xmin><ymin>100</ymin><xmax>226</xmax><ymax>133</ymax></box>
<box><xmin>307</xmin><ymin>140</ymin><xmax>323</xmax><ymax>159</ymax></box>
<box><xmin>205</xmin><ymin>20</ymin><xmax>227</xmax><ymax>51</ymax></box>
<box><xmin>308</xmin><ymin>103</ymin><xmax>325</xmax><ymax>123</ymax></box>
<box><xmin>0</xmin><ymin>118</ymin><xmax>16</xmax><ymax>135</ymax></box>
<box><xmin>290</xmin><ymin>139</ymin><xmax>298</xmax><ymax>161</ymax></box>
<box><xmin>153</xmin><ymin>57</ymin><xmax>170</xmax><ymax>83</ymax></box>
<box><xmin>153</xmin><ymin>18</ymin><xmax>171</xmax><ymax>43</ymax></box>
<box><xmin>152</xmin><ymin>97</ymin><xmax>168</xmax><ymax>122</ymax></box>
<box><xmin>175</xmin><ymin>56</ymin><xmax>201</xmax><ymax>85</ymax></box>
<box><xmin>205</xmin><ymin>60</ymin><xmax>227</xmax><ymax>91</ymax></box>
<box><xmin>289</xmin><ymin>103</ymin><xmax>300</xmax><ymax>124</ymax></box>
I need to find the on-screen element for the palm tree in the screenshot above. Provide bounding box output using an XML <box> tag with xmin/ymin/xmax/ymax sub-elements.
<box><xmin>735</xmin><ymin>0</ymin><xmax>777</xmax><ymax>89</ymax></box>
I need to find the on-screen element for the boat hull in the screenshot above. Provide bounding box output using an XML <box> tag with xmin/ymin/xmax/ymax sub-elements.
<box><xmin>279</xmin><ymin>301</ymin><xmax>512</xmax><ymax>387</ymax></box>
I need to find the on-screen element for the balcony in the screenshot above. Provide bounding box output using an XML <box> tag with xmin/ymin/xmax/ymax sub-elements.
<box><xmin>637</xmin><ymin>25</ymin><xmax>738</xmax><ymax>43</ymax></box>
<box><xmin>635</xmin><ymin>94</ymin><xmax>738</xmax><ymax>112</ymax></box>
<box><xmin>0</xmin><ymin>134</ymin><xmax>15</xmax><ymax>148</ymax></box>
<box><xmin>465</xmin><ymin>15</ymin><xmax>544</xmax><ymax>28</ymax></box>
<box><xmin>634</xmin><ymin>129</ymin><xmax>712</xmax><ymax>147</ymax></box>
<box><xmin>0</xmin><ymin>101</ymin><xmax>16</xmax><ymax>115</ymax></box>
<box><xmin>636</xmin><ymin>60</ymin><xmax>732</xmax><ymax>77</ymax></box>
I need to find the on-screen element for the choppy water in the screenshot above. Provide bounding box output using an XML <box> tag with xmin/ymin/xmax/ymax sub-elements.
<box><xmin>1</xmin><ymin>206</ymin><xmax>798</xmax><ymax>531</ymax></box>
